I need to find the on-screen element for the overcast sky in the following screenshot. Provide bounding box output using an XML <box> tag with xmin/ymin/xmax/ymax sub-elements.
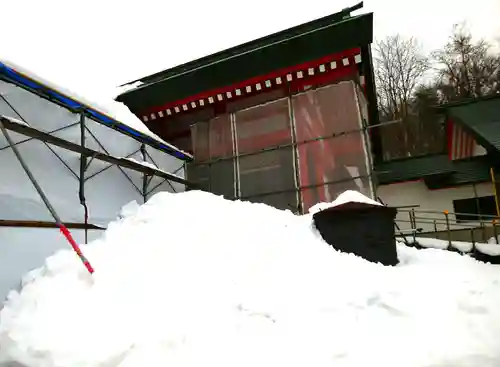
<box><xmin>2</xmin><ymin>0</ymin><xmax>499</xmax><ymax>103</ymax></box>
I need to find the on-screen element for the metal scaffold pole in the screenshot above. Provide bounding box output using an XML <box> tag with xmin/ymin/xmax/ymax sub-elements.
<box><xmin>0</xmin><ymin>118</ymin><xmax>94</xmax><ymax>275</ymax></box>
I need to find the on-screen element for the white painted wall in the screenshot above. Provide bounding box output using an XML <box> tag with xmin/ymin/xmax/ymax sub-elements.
<box><xmin>377</xmin><ymin>180</ymin><xmax>495</xmax><ymax>233</ymax></box>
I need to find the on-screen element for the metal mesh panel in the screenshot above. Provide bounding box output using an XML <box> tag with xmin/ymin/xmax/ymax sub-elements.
<box><xmin>187</xmin><ymin>161</ymin><xmax>235</xmax><ymax>198</ymax></box>
<box><xmin>244</xmin><ymin>192</ymin><xmax>298</xmax><ymax>212</ymax></box>
<box><xmin>158</xmin><ymin>108</ymin><xmax>215</xmax><ymax>155</ymax></box>
<box><xmin>292</xmin><ymin>81</ymin><xmax>371</xmax><ymax>211</ymax></box>
<box><xmin>191</xmin><ymin>121</ymin><xmax>209</xmax><ymax>162</ymax></box>
<box><xmin>239</xmin><ymin>148</ymin><xmax>296</xmax><ymax>197</ymax></box>
<box><xmin>209</xmin><ymin>114</ymin><xmax>233</xmax><ymax>159</ymax></box>
<box><xmin>292</xmin><ymin>81</ymin><xmax>361</xmax><ymax>141</ymax></box>
<box><xmin>297</xmin><ymin>133</ymin><xmax>369</xmax><ymax>186</ymax></box>
<box><xmin>169</xmin><ymin>135</ymin><xmax>192</xmax><ymax>154</ymax></box>
<box><xmin>234</xmin><ymin>98</ymin><xmax>292</xmax><ymax>154</ymax></box>
<box><xmin>301</xmin><ymin>176</ymin><xmax>372</xmax><ymax>213</ymax></box>
<box><xmin>209</xmin><ymin>160</ymin><xmax>236</xmax><ymax>198</ymax></box>
<box><xmin>226</xmin><ymin>89</ymin><xmax>286</xmax><ymax>113</ymax></box>
<box><xmin>187</xmin><ymin>163</ymin><xmax>210</xmax><ymax>191</ymax></box>
<box><xmin>165</xmin><ymin>108</ymin><xmax>214</xmax><ymax>136</ymax></box>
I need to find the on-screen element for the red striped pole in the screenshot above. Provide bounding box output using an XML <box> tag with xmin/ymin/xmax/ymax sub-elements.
<box><xmin>0</xmin><ymin>117</ymin><xmax>94</xmax><ymax>275</ymax></box>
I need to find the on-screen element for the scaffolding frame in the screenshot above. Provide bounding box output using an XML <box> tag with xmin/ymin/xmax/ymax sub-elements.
<box><xmin>1</xmin><ymin>114</ymin><xmax>195</xmax><ymax>237</ymax></box>
<box><xmin>0</xmin><ymin>65</ymin><xmax>196</xmax><ymax>239</ymax></box>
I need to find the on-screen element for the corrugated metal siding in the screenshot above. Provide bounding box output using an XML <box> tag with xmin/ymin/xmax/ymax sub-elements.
<box><xmin>450</xmin><ymin>157</ymin><xmax>493</xmax><ymax>182</ymax></box>
<box><xmin>375</xmin><ymin>155</ymin><xmax>453</xmax><ymax>184</ymax></box>
<box><xmin>375</xmin><ymin>154</ymin><xmax>493</xmax><ymax>187</ymax></box>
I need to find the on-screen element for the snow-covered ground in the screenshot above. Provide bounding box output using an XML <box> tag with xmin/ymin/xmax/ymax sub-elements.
<box><xmin>400</xmin><ymin>236</ymin><xmax>500</xmax><ymax>256</ymax></box>
<box><xmin>1</xmin><ymin>190</ymin><xmax>500</xmax><ymax>367</ymax></box>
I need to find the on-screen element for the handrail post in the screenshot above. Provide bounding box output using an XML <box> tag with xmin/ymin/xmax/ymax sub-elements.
<box><xmin>482</xmin><ymin>218</ymin><xmax>487</xmax><ymax>243</ymax></box>
<box><xmin>444</xmin><ymin>210</ymin><xmax>451</xmax><ymax>249</ymax></box>
<box><xmin>493</xmin><ymin>219</ymin><xmax>499</xmax><ymax>244</ymax></box>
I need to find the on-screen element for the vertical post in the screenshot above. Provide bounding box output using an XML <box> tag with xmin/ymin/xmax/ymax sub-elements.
<box><xmin>230</xmin><ymin>112</ymin><xmax>240</xmax><ymax>199</ymax></box>
<box><xmin>444</xmin><ymin>210</ymin><xmax>451</xmax><ymax>248</ymax></box>
<box><xmin>412</xmin><ymin>212</ymin><xmax>417</xmax><ymax>243</ymax></box>
<box><xmin>353</xmin><ymin>84</ymin><xmax>376</xmax><ymax>200</ymax></box>
<box><xmin>472</xmin><ymin>183</ymin><xmax>486</xmax><ymax>242</ymax></box>
<box><xmin>434</xmin><ymin>219</ymin><xmax>437</xmax><ymax>232</ymax></box>
<box><xmin>490</xmin><ymin>168</ymin><xmax>500</xmax><ymax>216</ymax></box>
<box><xmin>207</xmin><ymin>120</ymin><xmax>212</xmax><ymax>194</ymax></box>
<box><xmin>78</xmin><ymin>111</ymin><xmax>88</xmax><ymax>244</ymax></box>
<box><xmin>183</xmin><ymin>161</ymin><xmax>188</xmax><ymax>192</ymax></box>
<box><xmin>288</xmin><ymin>94</ymin><xmax>302</xmax><ymax>214</ymax></box>
<box><xmin>470</xmin><ymin>228</ymin><xmax>475</xmax><ymax>248</ymax></box>
<box><xmin>493</xmin><ymin>219</ymin><xmax>499</xmax><ymax>245</ymax></box>
<box><xmin>360</xmin><ymin>44</ymin><xmax>383</xmax><ymax>166</ymax></box>
<box><xmin>140</xmin><ymin>144</ymin><xmax>147</xmax><ymax>203</ymax></box>
<box><xmin>0</xmin><ymin>117</ymin><xmax>94</xmax><ymax>274</ymax></box>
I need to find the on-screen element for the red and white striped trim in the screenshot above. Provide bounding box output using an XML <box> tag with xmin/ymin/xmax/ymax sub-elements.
<box><xmin>448</xmin><ymin>120</ymin><xmax>478</xmax><ymax>160</ymax></box>
<box><xmin>141</xmin><ymin>52</ymin><xmax>363</xmax><ymax>122</ymax></box>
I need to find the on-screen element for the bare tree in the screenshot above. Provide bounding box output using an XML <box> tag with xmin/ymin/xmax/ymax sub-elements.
<box><xmin>432</xmin><ymin>23</ymin><xmax>500</xmax><ymax>102</ymax></box>
<box><xmin>374</xmin><ymin>35</ymin><xmax>430</xmax><ymax>121</ymax></box>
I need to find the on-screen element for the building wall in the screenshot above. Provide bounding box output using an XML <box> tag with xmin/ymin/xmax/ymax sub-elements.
<box><xmin>189</xmin><ymin>80</ymin><xmax>375</xmax><ymax>213</ymax></box>
<box><xmin>377</xmin><ymin>180</ymin><xmax>495</xmax><ymax>233</ymax></box>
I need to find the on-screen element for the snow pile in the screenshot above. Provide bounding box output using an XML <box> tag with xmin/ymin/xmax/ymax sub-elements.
<box><xmin>309</xmin><ymin>189</ymin><xmax>382</xmax><ymax>214</ymax></box>
<box><xmin>488</xmin><ymin>236</ymin><xmax>500</xmax><ymax>245</ymax></box>
<box><xmin>400</xmin><ymin>236</ymin><xmax>500</xmax><ymax>256</ymax></box>
<box><xmin>1</xmin><ymin>191</ymin><xmax>500</xmax><ymax>366</ymax></box>
<box><xmin>117</xmin><ymin>200</ymin><xmax>141</xmax><ymax>220</ymax></box>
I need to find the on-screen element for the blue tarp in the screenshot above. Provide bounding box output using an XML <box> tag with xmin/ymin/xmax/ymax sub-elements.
<box><xmin>0</xmin><ymin>61</ymin><xmax>191</xmax><ymax>161</ymax></box>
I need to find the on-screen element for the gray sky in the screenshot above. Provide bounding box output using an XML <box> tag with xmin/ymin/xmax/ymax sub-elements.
<box><xmin>2</xmin><ymin>0</ymin><xmax>499</xmax><ymax>103</ymax></box>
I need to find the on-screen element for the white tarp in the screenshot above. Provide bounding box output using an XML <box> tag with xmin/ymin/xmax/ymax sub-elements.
<box><xmin>0</xmin><ymin>74</ymin><xmax>186</xmax><ymax>302</ymax></box>
<box><xmin>0</xmin><ymin>80</ymin><xmax>185</xmax><ymax>225</ymax></box>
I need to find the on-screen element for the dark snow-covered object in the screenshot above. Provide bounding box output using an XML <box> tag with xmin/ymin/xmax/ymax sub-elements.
<box><xmin>312</xmin><ymin>191</ymin><xmax>398</xmax><ymax>266</ymax></box>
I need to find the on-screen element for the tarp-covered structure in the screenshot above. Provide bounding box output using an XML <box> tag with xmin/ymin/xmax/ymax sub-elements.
<box><xmin>0</xmin><ymin>59</ymin><xmax>193</xmax><ymax>301</ymax></box>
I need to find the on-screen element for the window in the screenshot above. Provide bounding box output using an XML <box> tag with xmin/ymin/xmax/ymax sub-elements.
<box><xmin>452</xmin><ymin>196</ymin><xmax>498</xmax><ymax>222</ymax></box>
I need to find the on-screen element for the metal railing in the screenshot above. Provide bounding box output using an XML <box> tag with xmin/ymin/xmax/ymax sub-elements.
<box><xmin>395</xmin><ymin>207</ymin><xmax>500</xmax><ymax>248</ymax></box>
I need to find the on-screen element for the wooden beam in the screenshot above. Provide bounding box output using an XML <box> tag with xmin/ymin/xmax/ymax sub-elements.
<box><xmin>0</xmin><ymin>219</ymin><xmax>104</xmax><ymax>230</ymax></box>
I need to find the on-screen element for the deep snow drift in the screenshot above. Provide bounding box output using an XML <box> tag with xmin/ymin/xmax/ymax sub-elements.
<box><xmin>1</xmin><ymin>191</ymin><xmax>500</xmax><ymax>367</ymax></box>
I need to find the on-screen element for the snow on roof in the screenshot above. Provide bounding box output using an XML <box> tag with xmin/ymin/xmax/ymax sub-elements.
<box><xmin>309</xmin><ymin>190</ymin><xmax>382</xmax><ymax>214</ymax></box>
<box><xmin>1</xmin><ymin>190</ymin><xmax>500</xmax><ymax>365</ymax></box>
<box><xmin>124</xmin><ymin>157</ymin><xmax>184</xmax><ymax>181</ymax></box>
<box><xmin>0</xmin><ymin>58</ymin><xmax>192</xmax><ymax>160</ymax></box>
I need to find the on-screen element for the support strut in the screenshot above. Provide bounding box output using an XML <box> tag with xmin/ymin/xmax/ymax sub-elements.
<box><xmin>79</xmin><ymin>111</ymin><xmax>89</xmax><ymax>244</ymax></box>
<box><xmin>0</xmin><ymin>117</ymin><xmax>94</xmax><ymax>274</ymax></box>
